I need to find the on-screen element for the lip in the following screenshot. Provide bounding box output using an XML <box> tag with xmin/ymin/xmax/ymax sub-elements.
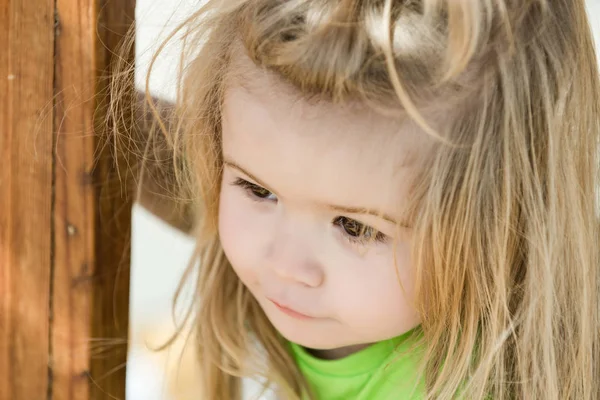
<box><xmin>269</xmin><ymin>299</ymin><xmax>314</xmax><ymax>320</ymax></box>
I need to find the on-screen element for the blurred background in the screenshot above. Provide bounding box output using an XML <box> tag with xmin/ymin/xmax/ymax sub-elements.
<box><xmin>126</xmin><ymin>1</ymin><xmax>600</xmax><ymax>399</ymax></box>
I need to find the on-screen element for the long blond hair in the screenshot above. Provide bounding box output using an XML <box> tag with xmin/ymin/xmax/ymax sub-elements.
<box><xmin>112</xmin><ymin>0</ymin><xmax>600</xmax><ymax>398</ymax></box>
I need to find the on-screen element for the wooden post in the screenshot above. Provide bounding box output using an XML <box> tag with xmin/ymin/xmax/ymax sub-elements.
<box><xmin>1</xmin><ymin>0</ymin><xmax>136</xmax><ymax>399</ymax></box>
<box><xmin>0</xmin><ymin>0</ymin><xmax>54</xmax><ymax>399</ymax></box>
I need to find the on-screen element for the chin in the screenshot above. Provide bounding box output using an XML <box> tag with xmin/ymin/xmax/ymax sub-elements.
<box><xmin>268</xmin><ymin>316</ymin><xmax>349</xmax><ymax>349</ymax></box>
<box><xmin>256</xmin><ymin>298</ymin><xmax>356</xmax><ymax>349</ymax></box>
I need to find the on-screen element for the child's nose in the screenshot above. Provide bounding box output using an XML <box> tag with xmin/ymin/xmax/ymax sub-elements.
<box><xmin>265</xmin><ymin>229</ymin><xmax>324</xmax><ymax>288</ymax></box>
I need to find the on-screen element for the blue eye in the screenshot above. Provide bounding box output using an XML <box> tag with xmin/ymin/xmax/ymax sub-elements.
<box><xmin>232</xmin><ymin>178</ymin><xmax>277</xmax><ymax>201</ymax></box>
<box><xmin>333</xmin><ymin>216</ymin><xmax>388</xmax><ymax>245</ymax></box>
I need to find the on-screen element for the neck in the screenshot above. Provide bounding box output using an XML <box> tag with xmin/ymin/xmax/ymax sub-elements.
<box><xmin>306</xmin><ymin>343</ymin><xmax>372</xmax><ymax>360</ymax></box>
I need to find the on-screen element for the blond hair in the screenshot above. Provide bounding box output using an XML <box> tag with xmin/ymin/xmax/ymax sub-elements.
<box><xmin>112</xmin><ymin>0</ymin><xmax>600</xmax><ymax>398</ymax></box>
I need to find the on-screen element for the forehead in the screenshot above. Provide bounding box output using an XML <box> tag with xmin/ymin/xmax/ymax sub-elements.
<box><xmin>221</xmin><ymin>59</ymin><xmax>431</xmax><ymax>216</ymax></box>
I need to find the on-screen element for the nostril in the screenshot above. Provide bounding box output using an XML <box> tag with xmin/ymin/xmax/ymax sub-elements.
<box><xmin>272</xmin><ymin>261</ymin><xmax>324</xmax><ymax>288</ymax></box>
<box><xmin>300</xmin><ymin>265</ymin><xmax>325</xmax><ymax>288</ymax></box>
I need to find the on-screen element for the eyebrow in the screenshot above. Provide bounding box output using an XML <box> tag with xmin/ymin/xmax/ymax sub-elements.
<box><xmin>223</xmin><ymin>159</ymin><xmax>409</xmax><ymax>227</ymax></box>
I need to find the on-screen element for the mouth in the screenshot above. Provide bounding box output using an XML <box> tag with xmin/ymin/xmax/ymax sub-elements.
<box><xmin>268</xmin><ymin>299</ymin><xmax>314</xmax><ymax>320</ymax></box>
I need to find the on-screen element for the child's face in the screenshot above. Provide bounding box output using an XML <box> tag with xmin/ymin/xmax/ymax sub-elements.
<box><xmin>218</xmin><ymin>65</ymin><xmax>428</xmax><ymax>352</ymax></box>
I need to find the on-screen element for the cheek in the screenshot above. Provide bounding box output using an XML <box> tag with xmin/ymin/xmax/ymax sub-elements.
<box><xmin>337</xmin><ymin>243</ymin><xmax>419</xmax><ymax>330</ymax></box>
<box><xmin>218</xmin><ymin>186</ymin><xmax>262</xmax><ymax>287</ymax></box>
<box><xmin>380</xmin><ymin>246</ymin><xmax>417</xmax><ymax>315</ymax></box>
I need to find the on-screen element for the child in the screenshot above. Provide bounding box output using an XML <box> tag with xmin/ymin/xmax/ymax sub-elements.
<box><xmin>116</xmin><ymin>0</ymin><xmax>600</xmax><ymax>398</ymax></box>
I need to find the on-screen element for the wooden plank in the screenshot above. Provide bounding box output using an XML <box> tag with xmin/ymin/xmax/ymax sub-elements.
<box><xmin>52</xmin><ymin>0</ymin><xmax>136</xmax><ymax>399</ymax></box>
<box><xmin>91</xmin><ymin>0</ymin><xmax>136</xmax><ymax>396</ymax></box>
<box><xmin>1</xmin><ymin>0</ymin><xmax>135</xmax><ymax>398</ymax></box>
<box><xmin>51</xmin><ymin>1</ymin><xmax>99</xmax><ymax>399</ymax></box>
<box><xmin>0</xmin><ymin>1</ymin><xmax>55</xmax><ymax>400</ymax></box>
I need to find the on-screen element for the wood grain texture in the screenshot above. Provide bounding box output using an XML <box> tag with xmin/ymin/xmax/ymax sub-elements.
<box><xmin>1</xmin><ymin>0</ymin><xmax>135</xmax><ymax>399</ymax></box>
<box><xmin>53</xmin><ymin>0</ymin><xmax>136</xmax><ymax>398</ymax></box>
<box><xmin>0</xmin><ymin>1</ymin><xmax>55</xmax><ymax>400</ymax></box>
<box><xmin>52</xmin><ymin>1</ymin><xmax>102</xmax><ymax>399</ymax></box>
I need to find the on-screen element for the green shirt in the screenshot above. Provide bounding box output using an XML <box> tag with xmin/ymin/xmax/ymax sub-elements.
<box><xmin>289</xmin><ymin>329</ymin><xmax>425</xmax><ymax>400</ymax></box>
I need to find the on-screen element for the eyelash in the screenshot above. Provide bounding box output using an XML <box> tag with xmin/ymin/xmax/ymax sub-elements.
<box><xmin>232</xmin><ymin>177</ymin><xmax>276</xmax><ymax>201</ymax></box>
<box><xmin>332</xmin><ymin>216</ymin><xmax>388</xmax><ymax>245</ymax></box>
<box><xmin>231</xmin><ymin>177</ymin><xmax>389</xmax><ymax>245</ymax></box>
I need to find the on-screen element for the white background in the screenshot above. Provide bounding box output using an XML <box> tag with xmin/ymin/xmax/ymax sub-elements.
<box><xmin>127</xmin><ymin>2</ymin><xmax>600</xmax><ymax>399</ymax></box>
